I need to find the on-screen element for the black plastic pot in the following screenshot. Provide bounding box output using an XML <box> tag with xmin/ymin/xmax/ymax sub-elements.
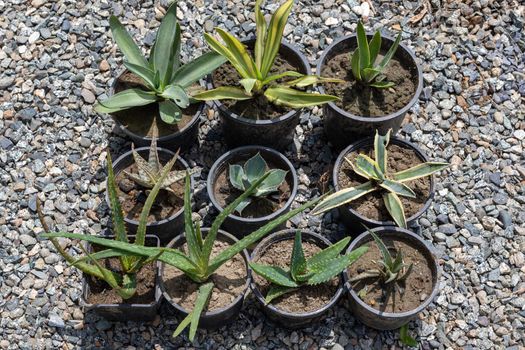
<box><xmin>80</xmin><ymin>234</ymin><xmax>162</xmax><ymax>322</ymax></box>
<box><xmin>333</xmin><ymin>136</ymin><xmax>434</xmax><ymax>232</ymax></box>
<box><xmin>160</xmin><ymin>229</ymin><xmax>250</xmax><ymax>329</ymax></box>
<box><xmin>107</xmin><ymin>147</ymin><xmax>194</xmax><ymax>244</ymax></box>
<box><xmin>343</xmin><ymin>226</ymin><xmax>440</xmax><ymax>330</ymax></box>
<box><xmin>250</xmin><ymin>229</ymin><xmax>344</xmax><ymax>328</ymax></box>
<box><xmin>207</xmin><ymin>146</ymin><xmax>298</xmax><ymax>238</ymax></box>
<box><xmin>109</xmin><ymin>69</ymin><xmax>205</xmax><ymax>151</ymax></box>
<box><xmin>207</xmin><ymin>39</ymin><xmax>311</xmax><ymax>150</ymax></box>
<box><xmin>317</xmin><ymin>34</ymin><xmax>423</xmax><ymax>150</ymax></box>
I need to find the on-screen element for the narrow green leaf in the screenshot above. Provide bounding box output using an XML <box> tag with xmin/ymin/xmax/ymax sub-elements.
<box><xmin>306</xmin><ymin>237</ymin><xmax>351</xmax><ymax>269</ymax></box>
<box><xmin>290</xmin><ymin>230</ymin><xmax>307</xmax><ymax>281</ymax></box>
<box><xmin>383</xmin><ymin>191</ymin><xmax>407</xmax><ymax>228</ymax></box>
<box><xmin>354</xmin><ymin>154</ymin><xmax>384</xmax><ymax>181</ymax></box>
<box><xmin>260</xmin><ymin>0</ymin><xmax>294</xmax><ymax>77</ymax></box>
<box><xmin>172</xmin><ymin>52</ymin><xmax>227</xmax><ymax>88</ymax></box>
<box><xmin>239</xmin><ymin>78</ymin><xmax>259</xmax><ymax>94</ymax></box>
<box><xmin>362</xmin><ymin>67</ymin><xmax>382</xmax><ymax>83</ymax></box>
<box><xmin>95</xmin><ymin>89</ymin><xmax>158</xmax><ymax>114</ymax></box>
<box><xmin>173</xmin><ymin>312</ymin><xmax>192</xmax><ymax>339</ymax></box>
<box><xmin>254</xmin><ymin>0</ymin><xmax>267</xmax><ymax>71</ymax></box>
<box><xmin>380</xmin><ymin>179</ymin><xmax>416</xmax><ymax>198</ymax></box>
<box><xmin>183</xmin><ymin>173</ymin><xmax>202</xmax><ymax>269</ymax></box>
<box><xmin>150</xmin><ymin>2</ymin><xmax>179</xmax><ymax>86</ymax></box>
<box><xmin>264</xmin><ymin>285</ymin><xmax>296</xmax><ymax>304</ymax></box>
<box><xmin>262</xmin><ymin>70</ymin><xmax>303</xmax><ymax>85</ymax></box>
<box><xmin>234</xmin><ymin>197</ymin><xmax>252</xmax><ymax>215</ymax></box>
<box><xmin>369</xmin><ymin>229</ymin><xmax>392</xmax><ymax>271</ymax></box>
<box><xmin>192</xmin><ymin>86</ymin><xmax>252</xmax><ymax>101</ymax></box>
<box><xmin>374</xmin><ymin>129</ymin><xmax>390</xmax><ymax>174</ymax></box>
<box><xmin>369</xmin><ymin>31</ymin><xmax>382</xmax><ymax>65</ymax></box>
<box><xmin>391</xmin><ymin>162</ymin><xmax>449</xmax><ymax>182</ymax></box>
<box><xmin>161</xmin><ymin>84</ymin><xmax>189</xmax><ymax>108</ymax></box>
<box><xmin>264</xmin><ymin>87</ymin><xmax>339</xmax><ymax>108</ymax></box>
<box><xmin>189</xmin><ymin>282</ymin><xmax>214</xmax><ymax>341</ymax></box>
<box><xmin>307</xmin><ymin>246</ymin><xmax>368</xmax><ymax>285</ymax></box>
<box><xmin>377</xmin><ymin>31</ymin><xmax>402</xmax><ymax>71</ymax></box>
<box><xmin>311</xmin><ymin>181</ymin><xmax>376</xmax><ymax>215</ymax></box>
<box><xmin>215</xmin><ymin>28</ymin><xmax>259</xmax><ymax>79</ymax></box>
<box><xmin>123</xmin><ymin>61</ymin><xmax>157</xmax><ymax>90</ymax></box>
<box><xmin>284</xmin><ymin>75</ymin><xmax>345</xmax><ymax>88</ymax></box>
<box><xmin>159</xmin><ymin>99</ymin><xmax>182</xmax><ymax>124</ymax></box>
<box><xmin>249</xmin><ymin>263</ymin><xmax>298</xmax><ymax>287</ymax></box>
<box><xmin>109</xmin><ymin>16</ymin><xmax>148</xmax><ymax>67</ymax></box>
<box><xmin>356</xmin><ymin>21</ymin><xmax>370</xmax><ymax>71</ymax></box>
<box><xmin>170</xmin><ymin>22</ymin><xmax>182</xmax><ymax>77</ymax></box>
<box><xmin>350</xmin><ymin>49</ymin><xmax>361</xmax><ymax>80</ymax></box>
<box><xmin>204</xmin><ymin>32</ymin><xmax>252</xmax><ymax>79</ymax></box>
<box><xmin>369</xmin><ymin>81</ymin><xmax>395</xmax><ymax>89</ymax></box>
<box><xmin>400</xmin><ymin>323</ymin><xmax>418</xmax><ymax>347</ymax></box>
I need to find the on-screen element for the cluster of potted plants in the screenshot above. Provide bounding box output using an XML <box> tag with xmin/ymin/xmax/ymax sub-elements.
<box><xmin>37</xmin><ymin>0</ymin><xmax>448</xmax><ymax>345</ymax></box>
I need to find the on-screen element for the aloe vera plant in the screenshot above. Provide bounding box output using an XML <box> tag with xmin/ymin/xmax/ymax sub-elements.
<box><xmin>250</xmin><ymin>231</ymin><xmax>368</xmax><ymax>304</ymax></box>
<box><xmin>350</xmin><ymin>21</ymin><xmax>402</xmax><ymax>89</ymax></box>
<box><xmin>192</xmin><ymin>0</ymin><xmax>343</xmax><ymax>112</ymax></box>
<box><xmin>37</xmin><ymin>152</ymin><xmax>173</xmax><ymax>299</ymax></box>
<box><xmin>311</xmin><ymin>129</ymin><xmax>448</xmax><ymax>228</ymax></box>
<box><xmin>124</xmin><ymin>123</ymin><xmax>186</xmax><ymax>195</ymax></box>
<box><xmin>229</xmin><ymin>152</ymin><xmax>287</xmax><ymax>214</ymax></box>
<box><xmin>95</xmin><ymin>2</ymin><xmax>226</xmax><ymax>124</ymax></box>
<box><xmin>44</xmin><ymin>173</ymin><xmax>321</xmax><ymax>341</ymax></box>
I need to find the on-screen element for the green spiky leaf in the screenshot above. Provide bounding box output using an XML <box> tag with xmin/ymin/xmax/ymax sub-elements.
<box><xmin>249</xmin><ymin>263</ymin><xmax>298</xmax><ymax>287</ymax></box>
<box><xmin>290</xmin><ymin>231</ymin><xmax>307</xmax><ymax>281</ymax></box>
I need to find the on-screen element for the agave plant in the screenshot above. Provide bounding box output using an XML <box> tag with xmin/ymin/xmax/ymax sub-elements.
<box><xmin>250</xmin><ymin>230</ymin><xmax>368</xmax><ymax>303</ymax></box>
<box><xmin>44</xmin><ymin>173</ymin><xmax>321</xmax><ymax>341</ymax></box>
<box><xmin>95</xmin><ymin>2</ymin><xmax>226</xmax><ymax>124</ymax></box>
<box><xmin>192</xmin><ymin>0</ymin><xmax>343</xmax><ymax>112</ymax></box>
<box><xmin>350</xmin><ymin>21</ymin><xmax>402</xmax><ymax>89</ymax></box>
<box><xmin>229</xmin><ymin>153</ymin><xmax>287</xmax><ymax>214</ymax></box>
<box><xmin>37</xmin><ymin>152</ymin><xmax>173</xmax><ymax>299</ymax></box>
<box><xmin>311</xmin><ymin>129</ymin><xmax>448</xmax><ymax>228</ymax></box>
<box><xmin>124</xmin><ymin>123</ymin><xmax>186</xmax><ymax>195</ymax></box>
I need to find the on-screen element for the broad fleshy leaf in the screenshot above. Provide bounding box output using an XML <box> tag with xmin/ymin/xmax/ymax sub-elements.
<box><xmin>377</xmin><ymin>31</ymin><xmax>402</xmax><ymax>70</ymax></box>
<box><xmin>255</xmin><ymin>169</ymin><xmax>287</xmax><ymax>196</ymax></box>
<box><xmin>391</xmin><ymin>162</ymin><xmax>448</xmax><ymax>182</ymax></box>
<box><xmin>204</xmin><ymin>32</ymin><xmax>252</xmax><ymax>79</ymax></box>
<box><xmin>229</xmin><ymin>164</ymin><xmax>245</xmax><ymax>190</ymax></box>
<box><xmin>159</xmin><ymin>99</ymin><xmax>182</xmax><ymax>124</ymax></box>
<box><xmin>109</xmin><ymin>16</ymin><xmax>148</xmax><ymax>67</ymax></box>
<box><xmin>369</xmin><ymin>231</ymin><xmax>393</xmax><ymax>267</ymax></box>
<box><xmin>264</xmin><ymin>285</ymin><xmax>296</xmax><ymax>304</ymax></box>
<box><xmin>400</xmin><ymin>323</ymin><xmax>418</xmax><ymax>347</ymax></box>
<box><xmin>173</xmin><ymin>282</ymin><xmax>214</xmax><ymax>342</ymax></box>
<box><xmin>234</xmin><ymin>197</ymin><xmax>252</xmax><ymax>214</ymax></box>
<box><xmin>183</xmin><ymin>173</ymin><xmax>203</xmax><ymax>270</ymax></box>
<box><xmin>240</xmin><ymin>78</ymin><xmax>259</xmax><ymax>94</ymax></box>
<box><xmin>244</xmin><ymin>153</ymin><xmax>267</xmax><ymax>182</ymax></box>
<box><xmin>382</xmin><ymin>192</ymin><xmax>407</xmax><ymax>228</ymax></box>
<box><xmin>306</xmin><ymin>237</ymin><xmax>351</xmax><ymax>269</ymax></box>
<box><xmin>311</xmin><ymin>181</ymin><xmax>376</xmax><ymax>215</ymax></box>
<box><xmin>356</xmin><ymin>21</ymin><xmax>370</xmax><ymax>71</ymax></box>
<box><xmin>362</xmin><ymin>67</ymin><xmax>382</xmax><ymax>83</ymax></box>
<box><xmin>192</xmin><ymin>86</ymin><xmax>252</xmax><ymax>101</ymax></box>
<box><xmin>161</xmin><ymin>84</ymin><xmax>190</xmax><ymax>108</ymax></box>
<box><xmin>354</xmin><ymin>154</ymin><xmax>384</xmax><ymax>181</ymax></box>
<box><xmin>254</xmin><ymin>0</ymin><xmax>267</xmax><ymax>71</ymax></box>
<box><xmin>216</xmin><ymin>28</ymin><xmax>259</xmax><ymax>78</ymax></box>
<box><xmin>290</xmin><ymin>231</ymin><xmax>307</xmax><ymax>281</ymax></box>
<box><xmin>262</xmin><ymin>70</ymin><xmax>303</xmax><ymax>85</ymax></box>
<box><xmin>172</xmin><ymin>52</ymin><xmax>227</xmax><ymax>87</ymax></box>
<box><xmin>380</xmin><ymin>179</ymin><xmax>416</xmax><ymax>198</ymax></box>
<box><xmin>249</xmin><ymin>263</ymin><xmax>298</xmax><ymax>287</ymax></box>
<box><xmin>284</xmin><ymin>75</ymin><xmax>345</xmax><ymax>88</ymax></box>
<box><xmin>350</xmin><ymin>48</ymin><xmax>361</xmax><ymax>80</ymax></box>
<box><xmin>264</xmin><ymin>87</ymin><xmax>339</xmax><ymax>108</ymax></box>
<box><xmin>123</xmin><ymin>61</ymin><xmax>157</xmax><ymax>90</ymax></box>
<box><xmin>369</xmin><ymin>31</ymin><xmax>382</xmax><ymax>65</ymax></box>
<box><xmin>374</xmin><ymin>130</ymin><xmax>390</xmax><ymax>174</ymax></box>
<box><xmin>95</xmin><ymin>89</ymin><xmax>158</xmax><ymax>114</ymax></box>
<box><xmin>307</xmin><ymin>246</ymin><xmax>368</xmax><ymax>285</ymax></box>
<box><xmin>150</xmin><ymin>3</ymin><xmax>179</xmax><ymax>86</ymax></box>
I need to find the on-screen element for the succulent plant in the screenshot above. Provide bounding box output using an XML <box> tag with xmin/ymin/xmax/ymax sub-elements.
<box><xmin>311</xmin><ymin>129</ymin><xmax>448</xmax><ymax>228</ymax></box>
<box><xmin>95</xmin><ymin>2</ymin><xmax>226</xmax><ymax>124</ymax></box>
<box><xmin>229</xmin><ymin>152</ymin><xmax>287</xmax><ymax>214</ymax></box>
<box><xmin>192</xmin><ymin>0</ymin><xmax>343</xmax><ymax>113</ymax></box>
<box><xmin>45</xmin><ymin>174</ymin><xmax>322</xmax><ymax>341</ymax></box>
<box><xmin>124</xmin><ymin>123</ymin><xmax>186</xmax><ymax>195</ymax></box>
<box><xmin>37</xmin><ymin>152</ymin><xmax>172</xmax><ymax>299</ymax></box>
<box><xmin>250</xmin><ymin>230</ymin><xmax>368</xmax><ymax>304</ymax></box>
<box><xmin>350</xmin><ymin>21</ymin><xmax>402</xmax><ymax>89</ymax></box>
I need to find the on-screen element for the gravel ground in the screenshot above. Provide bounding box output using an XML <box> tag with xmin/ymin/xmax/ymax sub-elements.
<box><xmin>1</xmin><ymin>0</ymin><xmax>524</xmax><ymax>348</ymax></box>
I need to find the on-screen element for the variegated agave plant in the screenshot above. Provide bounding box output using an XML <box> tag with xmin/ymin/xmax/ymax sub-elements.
<box><xmin>124</xmin><ymin>124</ymin><xmax>186</xmax><ymax>195</ymax></box>
<box><xmin>229</xmin><ymin>153</ymin><xmax>287</xmax><ymax>214</ymax></box>
<box><xmin>192</xmin><ymin>0</ymin><xmax>343</xmax><ymax>111</ymax></box>
<box><xmin>311</xmin><ymin>129</ymin><xmax>448</xmax><ymax>228</ymax></box>
<box><xmin>250</xmin><ymin>231</ymin><xmax>368</xmax><ymax>304</ymax></box>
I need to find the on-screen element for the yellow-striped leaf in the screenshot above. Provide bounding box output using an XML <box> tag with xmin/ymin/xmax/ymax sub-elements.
<box><xmin>264</xmin><ymin>86</ymin><xmax>339</xmax><ymax>108</ymax></box>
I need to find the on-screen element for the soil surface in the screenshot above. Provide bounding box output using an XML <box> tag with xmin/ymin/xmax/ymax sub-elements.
<box><xmin>347</xmin><ymin>237</ymin><xmax>434</xmax><ymax>313</ymax></box>
<box><xmin>86</xmin><ymin>258</ymin><xmax>156</xmax><ymax>305</ymax></box>
<box><xmin>337</xmin><ymin>143</ymin><xmax>430</xmax><ymax>221</ymax></box>
<box><xmin>213</xmin><ymin>160</ymin><xmax>291</xmax><ymax>218</ymax></box>
<box><xmin>321</xmin><ymin>51</ymin><xmax>417</xmax><ymax>117</ymax></box>
<box><xmin>253</xmin><ymin>238</ymin><xmax>339</xmax><ymax>313</ymax></box>
<box><xmin>162</xmin><ymin>240</ymin><xmax>247</xmax><ymax>312</ymax></box>
<box><xmin>212</xmin><ymin>52</ymin><xmax>300</xmax><ymax>120</ymax></box>
<box><xmin>115</xmin><ymin>161</ymin><xmax>185</xmax><ymax>223</ymax></box>
<box><xmin>113</xmin><ymin>71</ymin><xmax>200</xmax><ymax>137</ymax></box>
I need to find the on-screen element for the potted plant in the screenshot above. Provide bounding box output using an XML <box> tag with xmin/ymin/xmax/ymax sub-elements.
<box><xmin>108</xmin><ymin>124</ymin><xmax>193</xmax><ymax>244</ymax></box>
<box><xmin>46</xmin><ymin>173</ymin><xmax>321</xmax><ymax>341</ymax></box>
<box><xmin>95</xmin><ymin>2</ymin><xmax>226</xmax><ymax>150</ymax></box>
<box><xmin>192</xmin><ymin>0</ymin><xmax>342</xmax><ymax>150</ymax></box>
<box><xmin>207</xmin><ymin>146</ymin><xmax>297</xmax><ymax>237</ymax></box>
<box><xmin>249</xmin><ymin>229</ymin><xmax>368</xmax><ymax>328</ymax></box>
<box><xmin>317</xmin><ymin>21</ymin><xmax>423</xmax><ymax>149</ymax></box>
<box><xmin>311</xmin><ymin>130</ymin><xmax>447</xmax><ymax>231</ymax></box>
<box><xmin>343</xmin><ymin>227</ymin><xmax>440</xmax><ymax>331</ymax></box>
<box><xmin>36</xmin><ymin>152</ymin><xmax>174</xmax><ymax>321</ymax></box>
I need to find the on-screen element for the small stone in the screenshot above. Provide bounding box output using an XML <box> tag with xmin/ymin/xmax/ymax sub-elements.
<box><xmin>450</xmin><ymin>293</ymin><xmax>465</xmax><ymax>304</ymax></box>
<box><xmin>48</xmin><ymin>313</ymin><xmax>65</xmax><ymax>328</ymax></box>
<box><xmin>81</xmin><ymin>89</ymin><xmax>96</xmax><ymax>104</ymax></box>
<box><xmin>0</xmin><ymin>76</ymin><xmax>15</xmax><ymax>89</ymax></box>
<box><xmin>79</xmin><ymin>137</ymin><xmax>91</xmax><ymax>148</ymax></box>
<box><xmin>438</xmin><ymin>224</ymin><xmax>457</xmax><ymax>235</ymax></box>
<box><xmin>514</xmin><ymin>129</ymin><xmax>525</xmax><ymax>140</ymax></box>
<box><xmin>95</xmin><ymin>319</ymin><xmax>112</xmax><ymax>331</ymax></box>
<box><xmin>498</xmin><ymin>210</ymin><xmax>512</xmax><ymax>228</ymax></box>
<box><xmin>99</xmin><ymin>60</ymin><xmax>110</xmax><ymax>72</ymax></box>
<box><xmin>20</xmin><ymin>234</ymin><xmax>37</xmax><ymax>247</ymax></box>
<box><xmin>325</xmin><ymin>17</ymin><xmax>339</xmax><ymax>26</ymax></box>
<box><xmin>494</xmin><ymin>112</ymin><xmax>504</xmax><ymax>124</ymax></box>
<box><xmin>28</xmin><ymin>31</ymin><xmax>40</xmax><ymax>44</ymax></box>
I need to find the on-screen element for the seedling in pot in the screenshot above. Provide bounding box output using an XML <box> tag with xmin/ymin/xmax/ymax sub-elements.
<box><xmin>311</xmin><ymin>129</ymin><xmax>448</xmax><ymax>228</ymax></box>
<box><xmin>350</xmin><ymin>21</ymin><xmax>402</xmax><ymax>89</ymax></box>
<box><xmin>95</xmin><ymin>2</ymin><xmax>226</xmax><ymax>124</ymax></box>
<box><xmin>192</xmin><ymin>0</ymin><xmax>343</xmax><ymax>112</ymax></box>
<box><xmin>250</xmin><ymin>230</ymin><xmax>368</xmax><ymax>304</ymax></box>
<box><xmin>229</xmin><ymin>152</ymin><xmax>287</xmax><ymax>214</ymax></box>
<box><xmin>44</xmin><ymin>173</ymin><xmax>322</xmax><ymax>341</ymax></box>
<box><xmin>37</xmin><ymin>152</ymin><xmax>174</xmax><ymax>299</ymax></box>
<box><xmin>124</xmin><ymin>122</ymin><xmax>187</xmax><ymax>195</ymax></box>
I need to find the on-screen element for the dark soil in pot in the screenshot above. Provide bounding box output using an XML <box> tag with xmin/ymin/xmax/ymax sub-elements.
<box><xmin>212</xmin><ymin>52</ymin><xmax>299</xmax><ymax>120</ymax></box>
<box><xmin>253</xmin><ymin>239</ymin><xmax>338</xmax><ymax>313</ymax></box>
<box><xmin>347</xmin><ymin>239</ymin><xmax>433</xmax><ymax>313</ymax></box>
<box><xmin>320</xmin><ymin>53</ymin><xmax>417</xmax><ymax>117</ymax></box>
<box><xmin>113</xmin><ymin>71</ymin><xmax>200</xmax><ymax>137</ymax></box>
<box><xmin>115</xmin><ymin>162</ymin><xmax>185</xmax><ymax>223</ymax></box>
<box><xmin>162</xmin><ymin>240</ymin><xmax>247</xmax><ymax>312</ymax></box>
<box><xmin>337</xmin><ymin>143</ymin><xmax>430</xmax><ymax>222</ymax></box>
<box><xmin>213</xmin><ymin>160</ymin><xmax>291</xmax><ymax>219</ymax></box>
